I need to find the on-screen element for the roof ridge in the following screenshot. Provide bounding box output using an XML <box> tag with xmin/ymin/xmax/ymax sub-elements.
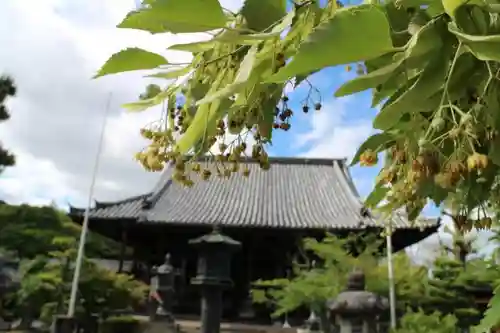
<box><xmin>69</xmin><ymin>193</ymin><xmax>152</xmax><ymax>213</ymax></box>
<box><xmin>188</xmin><ymin>155</ymin><xmax>348</xmax><ymax>165</ymax></box>
<box><xmin>94</xmin><ymin>193</ymin><xmax>152</xmax><ymax>209</ymax></box>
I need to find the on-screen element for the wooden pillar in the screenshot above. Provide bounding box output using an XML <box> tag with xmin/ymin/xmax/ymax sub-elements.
<box><xmin>247</xmin><ymin>241</ymin><xmax>253</xmax><ymax>285</ymax></box>
<box><xmin>118</xmin><ymin>225</ymin><xmax>127</xmax><ymax>273</ymax></box>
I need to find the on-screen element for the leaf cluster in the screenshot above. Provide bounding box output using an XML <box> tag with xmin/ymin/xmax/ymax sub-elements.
<box><xmin>97</xmin><ymin>0</ymin><xmax>500</xmax><ymax>223</ymax></box>
<box><xmin>392</xmin><ymin>308</ymin><xmax>459</xmax><ymax>333</ymax></box>
<box><xmin>0</xmin><ymin>203</ymin><xmax>131</xmax><ymax>259</ymax></box>
<box><xmin>345</xmin><ymin>1</ymin><xmax>500</xmax><ymax>226</ymax></box>
<box><xmin>15</xmin><ymin>244</ymin><xmax>147</xmax><ymax>325</ymax></box>
<box><xmin>95</xmin><ymin>0</ymin><xmax>341</xmax><ymax>185</ymax></box>
<box><xmin>251</xmin><ymin>232</ymin><xmax>500</xmax><ymax>331</ymax></box>
<box><xmin>251</xmin><ymin>233</ymin><xmax>425</xmax><ymax>317</ymax></box>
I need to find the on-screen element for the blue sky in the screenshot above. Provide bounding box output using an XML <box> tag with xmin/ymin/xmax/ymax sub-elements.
<box><xmin>270</xmin><ymin>68</ymin><xmax>381</xmax><ymax>190</ymax></box>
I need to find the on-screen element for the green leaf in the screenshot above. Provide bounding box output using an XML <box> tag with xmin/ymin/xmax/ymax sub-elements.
<box><xmin>168</xmin><ymin>31</ymin><xmax>282</xmax><ymax>53</ymax></box>
<box><xmin>174</xmin><ymin>67</ymin><xmax>235</xmax><ymax>154</ymax></box>
<box><xmin>267</xmin><ymin>5</ymin><xmax>393</xmax><ymax>83</ymax></box>
<box><xmin>350</xmin><ymin>132</ymin><xmax>394</xmax><ymax>166</ymax></box>
<box><xmin>176</xmin><ymin>100</ymin><xmax>226</xmax><ymax>154</ymax></box>
<box><xmin>373</xmin><ymin>48</ymin><xmax>450</xmax><ymax>130</ymax></box>
<box><xmin>448</xmin><ymin>22</ymin><xmax>500</xmax><ymax>61</ymax></box>
<box><xmin>258</xmin><ymin>84</ymin><xmax>284</xmax><ymax>141</ymax></box>
<box><xmin>241</xmin><ymin>0</ymin><xmax>287</xmax><ymax>32</ymax></box>
<box><xmin>431</xmin><ymin>186</ymin><xmax>449</xmax><ymax>206</ymax></box>
<box><xmin>488</xmin><ymin>136</ymin><xmax>500</xmax><ymax>166</ymax></box>
<box><xmin>117</xmin><ymin>0</ymin><xmax>227</xmax><ymax>34</ymax></box>
<box><xmin>94</xmin><ymin>48</ymin><xmax>168</xmax><ymax>78</ymax></box>
<box><xmin>146</xmin><ymin>66</ymin><xmax>191</xmax><ymax>80</ymax></box>
<box><xmin>441</xmin><ymin>0</ymin><xmax>483</xmax><ymax>22</ymax></box>
<box><xmin>122</xmin><ymin>87</ymin><xmax>175</xmax><ymax>112</ymax></box>
<box><xmin>195</xmin><ymin>46</ymin><xmax>259</xmax><ymax>105</ymax></box>
<box><xmin>365</xmin><ymin>186</ymin><xmax>390</xmax><ymax>208</ymax></box>
<box><xmin>403</xmin><ymin>19</ymin><xmax>443</xmax><ymax>61</ymax></box>
<box><xmin>335</xmin><ymin>53</ymin><xmax>404</xmax><ymax>97</ymax></box>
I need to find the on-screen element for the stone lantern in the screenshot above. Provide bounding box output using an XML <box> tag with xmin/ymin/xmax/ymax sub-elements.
<box><xmin>150</xmin><ymin>253</ymin><xmax>176</xmax><ymax>324</ymax></box>
<box><xmin>327</xmin><ymin>270</ymin><xmax>389</xmax><ymax>333</ymax></box>
<box><xmin>189</xmin><ymin>226</ymin><xmax>241</xmax><ymax>333</ymax></box>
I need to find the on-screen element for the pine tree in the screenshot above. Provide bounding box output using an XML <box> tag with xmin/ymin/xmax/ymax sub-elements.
<box><xmin>423</xmin><ymin>257</ymin><xmax>483</xmax><ymax>329</ymax></box>
<box><xmin>0</xmin><ymin>75</ymin><xmax>16</xmax><ymax>173</ymax></box>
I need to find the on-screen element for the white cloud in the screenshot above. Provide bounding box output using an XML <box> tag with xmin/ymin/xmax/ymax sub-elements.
<box><xmin>295</xmin><ymin>97</ymin><xmax>374</xmax><ymax>160</ymax></box>
<box><xmin>405</xmin><ymin>212</ymin><xmax>497</xmax><ymax>266</ymax></box>
<box><xmin>0</xmin><ymin>149</ymin><xmax>79</xmax><ymax>206</ymax></box>
<box><xmin>0</xmin><ymin>0</ymin><xmax>244</xmax><ymax>206</ymax></box>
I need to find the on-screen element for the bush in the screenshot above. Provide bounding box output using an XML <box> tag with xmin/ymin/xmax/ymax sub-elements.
<box><xmin>15</xmin><ymin>248</ymin><xmax>148</xmax><ymax>326</ymax></box>
<box><xmin>392</xmin><ymin>309</ymin><xmax>460</xmax><ymax>333</ymax></box>
<box><xmin>100</xmin><ymin>315</ymin><xmax>145</xmax><ymax>333</ymax></box>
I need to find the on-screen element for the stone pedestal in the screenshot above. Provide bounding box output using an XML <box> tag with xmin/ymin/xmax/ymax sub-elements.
<box><xmin>306</xmin><ymin>311</ymin><xmax>321</xmax><ymax>333</ymax></box>
<box><xmin>52</xmin><ymin>315</ymin><xmax>76</xmax><ymax>333</ymax></box>
<box><xmin>150</xmin><ymin>253</ymin><xmax>176</xmax><ymax>326</ymax></box>
<box><xmin>200</xmin><ymin>285</ymin><xmax>223</xmax><ymax>333</ymax></box>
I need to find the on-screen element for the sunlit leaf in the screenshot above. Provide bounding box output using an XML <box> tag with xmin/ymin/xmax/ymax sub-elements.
<box><xmin>335</xmin><ymin>53</ymin><xmax>404</xmax><ymax>97</ymax></box>
<box><xmin>118</xmin><ymin>0</ymin><xmax>227</xmax><ymax>34</ymax></box>
<box><xmin>196</xmin><ymin>46</ymin><xmax>259</xmax><ymax>105</ymax></box>
<box><xmin>373</xmin><ymin>48</ymin><xmax>450</xmax><ymax>130</ymax></box>
<box><xmin>94</xmin><ymin>48</ymin><xmax>168</xmax><ymax>78</ymax></box>
<box><xmin>267</xmin><ymin>5</ymin><xmax>393</xmax><ymax>83</ymax></box>
<box><xmin>365</xmin><ymin>185</ymin><xmax>390</xmax><ymax>208</ymax></box>
<box><xmin>123</xmin><ymin>87</ymin><xmax>175</xmax><ymax>112</ymax></box>
<box><xmin>146</xmin><ymin>66</ymin><xmax>191</xmax><ymax>79</ymax></box>
<box><xmin>168</xmin><ymin>31</ymin><xmax>283</xmax><ymax>53</ymax></box>
<box><xmin>241</xmin><ymin>0</ymin><xmax>287</xmax><ymax>32</ymax></box>
<box><xmin>448</xmin><ymin>22</ymin><xmax>500</xmax><ymax>62</ymax></box>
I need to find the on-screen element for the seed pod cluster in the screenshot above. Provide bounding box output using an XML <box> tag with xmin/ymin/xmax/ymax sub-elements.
<box><xmin>169</xmin><ymin>105</ymin><xmax>192</xmax><ymax>135</ymax></box>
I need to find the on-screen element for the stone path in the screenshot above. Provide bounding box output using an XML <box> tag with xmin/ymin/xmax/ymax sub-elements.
<box><xmin>134</xmin><ymin>316</ymin><xmax>297</xmax><ymax>333</ymax></box>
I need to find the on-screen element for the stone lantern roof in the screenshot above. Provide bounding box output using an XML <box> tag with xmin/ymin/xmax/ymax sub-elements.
<box><xmin>188</xmin><ymin>225</ymin><xmax>241</xmax><ymax>248</ymax></box>
<box><xmin>327</xmin><ymin>270</ymin><xmax>389</xmax><ymax>316</ymax></box>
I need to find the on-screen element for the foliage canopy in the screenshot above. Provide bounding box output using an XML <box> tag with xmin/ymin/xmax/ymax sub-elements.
<box><xmin>250</xmin><ymin>234</ymin><xmax>500</xmax><ymax>331</ymax></box>
<box><xmin>251</xmin><ymin>234</ymin><xmax>428</xmax><ymax>318</ymax></box>
<box><xmin>0</xmin><ymin>203</ymin><xmax>130</xmax><ymax>259</ymax></box>
<box><xmin>0</xmin><ymin>203</ymin><xmax>141</xmax><ymax>324</ymax></box>
<box><xmin>15</xmin><ymin>242</ymin><xmax>147</xmax><ymax>326</ymax></box>
<box><xmin>97</xmin><ymin>0</ymin><xmax>500</xmax><ymax>224</ymax></box>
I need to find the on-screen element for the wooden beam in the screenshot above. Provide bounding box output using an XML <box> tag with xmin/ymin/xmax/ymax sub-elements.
<box><xmin>118</xmin><ymin>225</ymin><xmax>127</xmax><ymax>273</ymax></box>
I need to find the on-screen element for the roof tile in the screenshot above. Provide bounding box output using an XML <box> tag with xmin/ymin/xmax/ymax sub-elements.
<box><xmin>71</xmin><ymin>157</ymin><xmax>438</xmax><ymax>231</ymax></box>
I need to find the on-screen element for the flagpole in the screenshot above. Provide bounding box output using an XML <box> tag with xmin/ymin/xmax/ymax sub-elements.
<box><xmin>386</xmin><ymin>221</ymin><xmax>397</xmax><ymax>329</ymax></box>
<box><xmin>67</xmin><ymin>93</ymin><xmax>112</xmax><ymax>317</ymax></box>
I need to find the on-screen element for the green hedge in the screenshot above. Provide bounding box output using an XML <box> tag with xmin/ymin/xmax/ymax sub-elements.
<box><xmin>100</xmin><ymin>315</ymin><xmax>145</xmax><ymax>333</ymax></box>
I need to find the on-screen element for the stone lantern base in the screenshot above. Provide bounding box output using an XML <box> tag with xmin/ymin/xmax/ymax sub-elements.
<box><xmin>52</xmin><ymin>315</ymin><xmax>76</xmax><ymax>333</ymax></box>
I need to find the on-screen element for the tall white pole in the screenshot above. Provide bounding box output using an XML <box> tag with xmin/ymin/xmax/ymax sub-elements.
<box><xmin>386</xmin><ymin>222</ymin><xmax>397</xmax><ymax>329</ymax></box>
<box><xmin>67</xmin><ymin>93</ymin><xmax>112</xmax><ymax>317</ymax></box>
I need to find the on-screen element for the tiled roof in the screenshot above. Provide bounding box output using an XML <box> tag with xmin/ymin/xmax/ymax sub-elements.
<box><xmin>72</xmin><ymin>194</ymin><xmax>150</xmax><ymax>219</ymax></box>
<box><xmin>70</xmin><ymin>157</ymin><xmax>438</xmax><ymax>230</ymax></box>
